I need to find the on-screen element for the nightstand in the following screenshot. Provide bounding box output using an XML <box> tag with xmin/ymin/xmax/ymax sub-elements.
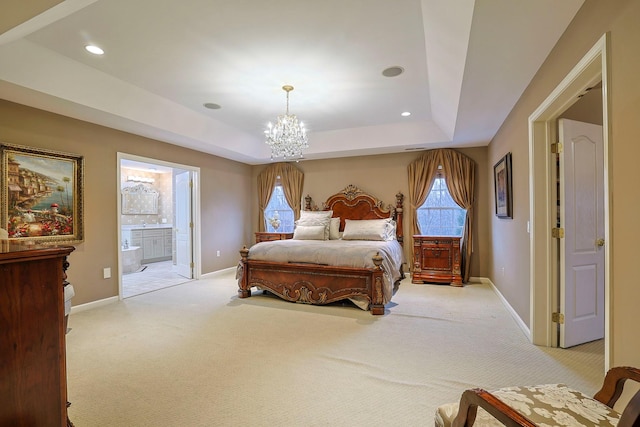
<box><xmin>412</xmin><ymin>235</ymin><xmax>463</xmax><ymax>286</ymax></box>
<box><xmin>255</xmin><ymin>232</ymin><xmax>294</xmax><ymax>243</ymax></box>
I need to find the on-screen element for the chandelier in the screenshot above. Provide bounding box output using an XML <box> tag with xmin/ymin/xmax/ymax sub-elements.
<box><xmin>265</xmin><ymin>85</ymin><xmax>308</xmax><ymax>160</ymax></box>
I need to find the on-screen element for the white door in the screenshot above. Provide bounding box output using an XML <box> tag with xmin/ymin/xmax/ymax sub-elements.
<box><xmin>175</xmin><ymin>171</ymin><xmax>193</xmax><ymax>279</ymax></box>
<box><xmin>558</xmin><ymin>119</ymin><xmax>605</xmax><ymax>348</ymax></box>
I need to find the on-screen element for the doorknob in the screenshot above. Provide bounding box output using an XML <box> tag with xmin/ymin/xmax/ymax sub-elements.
<box><xmin>596</xmin><ymin>238</ymin><xmax>605</xmax><ymax>247</ymax></box>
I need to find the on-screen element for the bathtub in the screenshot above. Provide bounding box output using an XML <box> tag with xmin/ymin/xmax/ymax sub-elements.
<box><xmin>122</xmin><ymin>246</ymin><xmax>142</xmax><ymax>274</ymax></box>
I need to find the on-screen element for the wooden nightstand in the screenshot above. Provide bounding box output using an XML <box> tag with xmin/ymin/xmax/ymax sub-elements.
<box><xmin>255</xmin><ymin>232</ymin><xmax>294</xmax><ymax>243</ymax></box>
<box><xmin>412</xmin><ymin>235</ymin><xmax>463</xmax><ymax>286</ymax></box>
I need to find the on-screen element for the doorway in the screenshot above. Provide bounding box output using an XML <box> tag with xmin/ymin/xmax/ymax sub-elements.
<box><xmin>529</xmin><ymin>34</ymin><xmax>611</xmax><ymax>369</ymax></box>
<box><xmin>117</xmin><ymin>153</ymin><xmax>200</xmax><ymax>299</ymax></box>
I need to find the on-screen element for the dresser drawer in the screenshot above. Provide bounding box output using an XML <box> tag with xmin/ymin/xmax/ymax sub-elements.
<box><xmin>421</xmin><ymin>247</ymin><xmax>452</xmax><ymax>271</ymax></box>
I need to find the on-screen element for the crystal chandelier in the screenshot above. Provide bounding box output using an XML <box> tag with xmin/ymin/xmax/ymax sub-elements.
<box><xmin>265</xmin><ymin>85</ymin><xmax>308</xmax><ymax>160</ymax></box>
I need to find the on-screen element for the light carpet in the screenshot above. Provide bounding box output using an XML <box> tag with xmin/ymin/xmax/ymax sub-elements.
<box><xmin>66</xmin><ymin>271</ymin><xmax>604</xmax><ymax>426</ymax></box>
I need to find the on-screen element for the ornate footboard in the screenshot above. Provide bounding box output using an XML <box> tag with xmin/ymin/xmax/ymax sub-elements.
<box><xmin>237</xmin><ymin>247</ymin><xmax>387</xmax><ymax>315</ymax></box>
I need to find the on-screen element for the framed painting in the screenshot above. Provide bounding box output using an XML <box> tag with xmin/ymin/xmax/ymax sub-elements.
<box><xmin>1</xmin><ymin>142</ymin><xmax>84</xmax><ymax>244</ymax></box>
<box><xmin>494</xmin><ymin>152</ymin><xmax>512</xmax><ymax>219</ymax></box>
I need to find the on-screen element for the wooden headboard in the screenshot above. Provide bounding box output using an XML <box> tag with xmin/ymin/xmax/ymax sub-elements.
<box><xmin>304</xmin><ymin>184</ymin><xmax>404</xmax><ymax>245</ymax></box>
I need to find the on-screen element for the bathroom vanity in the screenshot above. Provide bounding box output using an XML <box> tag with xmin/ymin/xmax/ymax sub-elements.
<box><xmin>122</xmin><ymin>225</ymin><xmax>172</xmax><ymax>263</ymax></box>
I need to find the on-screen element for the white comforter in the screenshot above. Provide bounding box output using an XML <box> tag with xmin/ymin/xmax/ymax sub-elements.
<box><xmin>247</xmin><ymin>239</ymin><xmax>405</xmax><ymax>309</ymax></box>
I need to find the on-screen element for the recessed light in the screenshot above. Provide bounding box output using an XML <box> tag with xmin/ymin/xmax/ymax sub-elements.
<box><xmin>203</xmin><ymin>103</ymin><xmax>221</xmax><ymax>110</ymax></box>
<box><xmin>401</xmin><ymin>111</ymin><xmax>411</xmax><ymax>117</ymax></box>
<box><xmin>382</xmin><ymin>66</ymin><xmax>404</xmax><ymax>77</ymax></box>
<box><xmin>85</xmin><ymin>45</ymin><xmax>104</xmax><ymax>55</ymax></box>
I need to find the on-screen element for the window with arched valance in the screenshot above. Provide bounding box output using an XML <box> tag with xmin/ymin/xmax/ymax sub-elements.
<box><xmin>257</xmin><ymin>163</ymin><xmax>304</xmax><ymax>232</ymax></box>
<box><xmin>408</xmin><ymin>149</ymin><xmax>476</xmax><ymax>282</ymax></box>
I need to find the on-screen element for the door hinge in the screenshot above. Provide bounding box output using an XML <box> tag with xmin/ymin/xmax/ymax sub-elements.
<box><xmin>190</xmin><ymin>262</ymin><xmax>194</xmax><ymax>268</ymax></box>
<box><xmin>189</xmin><ymin>180</ymin><xmax>193</xmax><ymax>188</ymax></box>
<box><xmin>551</xmin><ymin>142</ymin><xmax>563</xmax><ymax>154</ymax></box>
<box><xmin>189</xmin><ymin>222</ymin><xmax>193</xmax><ymax>228</ymax></box>
<box><xmin>552</xmin><ymin>228</ymin><xmax>565</xmax><ymax>238</ymax></box>
<box><xmin>552</xmin><ymin>312</ymin><xmax>565</xmax><ymax>324</ymax></box>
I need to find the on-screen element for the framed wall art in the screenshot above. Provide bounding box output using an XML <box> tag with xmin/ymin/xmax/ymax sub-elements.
<box><xmin>1</xmin><ymin>142</ymin><xmax>84</xmax><ymax>244</ymax></box>
<box><xmin>494</xmin><ymin>152</ymin><xmax>512</xmax><ymax>219</ymax></box>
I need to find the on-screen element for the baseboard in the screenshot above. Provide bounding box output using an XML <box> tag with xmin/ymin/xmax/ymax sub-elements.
<box><xmin>200</xmin><ymin>266</ymin><xmax>236</xmax><ymax>279</ymax></box>
<box><xmin>471</xmin><ymin>276</ymin><xmax>531</xmax><ymax>340</ymax></box>
<box><xmin>70</xmin><ymin>296</ymin><xmax>118</xmax><ymax>315</ymax></box>
<box><xmin>68</xmin><ymin>267</ymin><xmax>235</xmax><ymax>315</ymax></box>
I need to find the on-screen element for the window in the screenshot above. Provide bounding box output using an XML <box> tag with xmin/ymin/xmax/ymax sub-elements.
<box><xmin>264</xmin><ymin>182</ymin><xmax>294</xmax><ymax>232</ymax></box>
<box><xmin>417</xmin><ymin>174</ymin><xmax>466</xmax><ymax>237</ymax></box>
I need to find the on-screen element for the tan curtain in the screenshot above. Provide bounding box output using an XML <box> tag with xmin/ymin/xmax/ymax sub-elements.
<box><xmin>256</xmin><ymin>162</ymin><xmax>304</xmax><ymax>232</ymax></box>
<box><xmin>408</xmin><ymin>150</ymin><xmax>442</xmax><ymax>234</ymax></box>
<box><xmin>407</xmin><ymin>150</ymin><xmax>442</xmax><ymax>266</ymax></box>
<box><xmin>440</xmin><ymin>149</ymin><xmax>476</xmax><ymax>282</ymax></box>
<box><xmin>408</xmin><ymin>149</ymin><xmax>476</xmax><ymax>282</ymax></box>
<box><xmin>276</xmin><ymin>163</ymin><xmax>304</xmax><ymax>220</ymax></box>
<box><xmin>256</xmin><ymin>166</ymin><xmax>279</xmax><ymax>232</ymax></box>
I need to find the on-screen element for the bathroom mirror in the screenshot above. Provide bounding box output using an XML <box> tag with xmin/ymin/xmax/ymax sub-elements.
<box><xmin>121</xmin><ymin>184</ymin><xmax>159</xmax><ymax>215</ymax></box>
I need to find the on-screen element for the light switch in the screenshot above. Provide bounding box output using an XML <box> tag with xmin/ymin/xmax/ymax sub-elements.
<box><xmin>103</xmin><ymin>267</ymin><xmax>111</xmax><ymax>279</ymax></box>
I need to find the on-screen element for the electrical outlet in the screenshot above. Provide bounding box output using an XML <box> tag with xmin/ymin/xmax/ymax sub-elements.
<box><xmin>103</xmin><ymin>267</ymin><xmax>111</xmax><ymax>279</ymax></box>
<box><xmin>216</xmin><ymin>250</ymin><xmax>221</xmax><ymax>257</ymax></box>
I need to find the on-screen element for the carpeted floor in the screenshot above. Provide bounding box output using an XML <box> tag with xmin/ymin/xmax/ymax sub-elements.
<box><xmin>66</xmin><ymin>271</ymin><xmax>604</xmax><ymax>426</ymax></box>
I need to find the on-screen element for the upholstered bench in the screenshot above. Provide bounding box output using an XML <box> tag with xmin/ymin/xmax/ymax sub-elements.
<box><xmin>435</xmin><ymin>366</ymin><xmax>640</xmax><ymax>427</ymax></box>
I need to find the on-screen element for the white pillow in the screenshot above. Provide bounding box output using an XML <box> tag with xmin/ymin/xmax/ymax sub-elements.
<box><xmin>298</xmin><ymin>210</ymin><xmax>333</xmax><ymax>221</ymax></box>
<box><xmin>342</xmin><ymin>218</ymin><xmax>394</xmax><ymax>241</ymax></box>
<box><xmin>329</xmin><ymin>217</ymin><xmax>341</xmax><ymax>240</ymax></box>
<box><xmin>296</xmin><ymin>210</ymin><xmax>333</xmax><ymax>240</ymax></box>
<box><xmin>293</xmin><ymin>225</ymin><xmax>326</xmax><ymax>240</ymax></box>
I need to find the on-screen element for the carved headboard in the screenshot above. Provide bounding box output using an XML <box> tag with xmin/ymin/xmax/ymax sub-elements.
<box><xmin>304</xmin><ymin>184</ymin><xmax>404</xmax><ymax>245</ymax></box>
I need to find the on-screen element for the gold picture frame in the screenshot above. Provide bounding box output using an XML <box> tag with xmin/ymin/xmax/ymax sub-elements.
<box><xmin>494</xmin><ymin>152</ymin><xmax>513</xmax><ymax>219</ymax></box>
<box><xmin>1</xmin><ymin>142</ymin><xmax>84</xmax><ymax>244</ymax></box>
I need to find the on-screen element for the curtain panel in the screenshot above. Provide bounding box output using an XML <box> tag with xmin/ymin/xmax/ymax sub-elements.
<box><xmin>256</xmin><ymin>163</ymin><xmax>304</xmax><ymax>232</ymax></box>
<box><xmin>407</xmin><ymin>149</ymin><xmax>476</xmax><ymax>282</ymax></box>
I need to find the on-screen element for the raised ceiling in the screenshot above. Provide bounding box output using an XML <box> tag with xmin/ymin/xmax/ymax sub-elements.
<box><xmin>0</xmin><ymin>0</ymin><xmax>584</xmax><ymax>164</ymax></box>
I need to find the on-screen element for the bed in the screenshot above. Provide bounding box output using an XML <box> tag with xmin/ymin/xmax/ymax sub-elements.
<box><xmin>237</xmin><ymin>185</ymin><xmax>405</xmax><ymax>315</ymax></box>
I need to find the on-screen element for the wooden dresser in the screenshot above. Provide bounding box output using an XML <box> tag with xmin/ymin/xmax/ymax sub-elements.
<box><xmin>255</xmin><ymin>232</ymin><xmax>293</xmax><ymax>243</ymax></box>
<box><xmin>0</xmin><ymin>243</ymin><xmax>75</xmax><ymax>427</ymax></box>
<box><xmin>412</xmin><ymin>235</ymin><xmax>463</xmax><ymax>286</ymax></box>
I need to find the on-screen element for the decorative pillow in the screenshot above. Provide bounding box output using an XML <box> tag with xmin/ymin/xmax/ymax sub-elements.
<box><xmin>329</xmin><ymin>217</ymin><xmax>341</xmax><ymax>240</ymax></box>
<box><xmin>342</xmin><ymin>219</ymin><xmax>394</xmax><ymax>241</ymax></box>
<box><xmin>293</xmin><ymin>225</ymin><xmax>326</xmax><ymax>240</ymax></box>
<box><xmin>385</xmin><ymin>219</ymin><xmax>397</xmax><ymax>240</ymax></box>
<box><xmin>296</xmin><ymin>210</ymin><xmax>333</xmax><ymax>240</ymax></box>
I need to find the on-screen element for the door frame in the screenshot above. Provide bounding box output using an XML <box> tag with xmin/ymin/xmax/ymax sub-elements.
<box><xmin>528</xmin><ymin>33</ymin><xmax>611</xmax><ymax>369</ymax></box>
<box><xmin>116</xmin><ymin>152</ymin><xmax>201</xmax><ymax>299</ymax></box>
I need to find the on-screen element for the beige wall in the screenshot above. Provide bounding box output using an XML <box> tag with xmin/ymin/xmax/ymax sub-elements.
<box><xmin>487</xmin><ymin>0</ymin><xmax>640</xmax><ymax>366</ymax></box>
<box><xmin>251</xmin><ymin>147</ymin><xmax>490</xmax><ymax>278</ymax></box>
<box><xmin>560</xmin><ymin>87</ymin><xmax>603</xmax><ymax>125</ymax></box>
<box><xmin>0</xmin><ymin>0</ymin><xmax>63</xmax><ymax>34</ymax></box>
<box><xmin>0</xmin><ymin>100</ymin><xmax>252</xmax><ymax>306</ymax></box>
